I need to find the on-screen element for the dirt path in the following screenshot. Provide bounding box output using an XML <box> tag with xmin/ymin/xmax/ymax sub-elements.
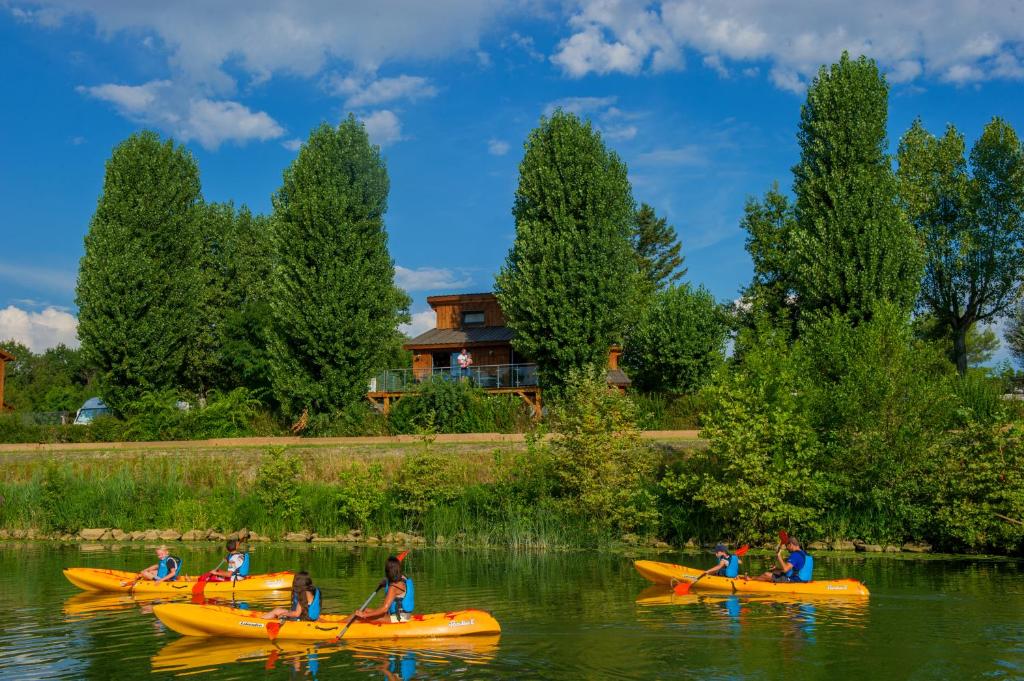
<box><xmin>0</xmin><ymin>430</ymin><xmax>701</xmax><ymax>453</ymax></box>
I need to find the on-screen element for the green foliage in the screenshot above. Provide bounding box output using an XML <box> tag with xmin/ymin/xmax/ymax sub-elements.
<box><xmin>496</xmin><ymin>110</ymin><xmax>641</xmax><ymax>388</ymax></box>
<box><xmin>632</xmin><ymin>203</ymin><xmax>685</xmax><ymax>291</ymax></box>
<box><xmin>953</xmin><ymin>371</ymin><xmax>1007</xmax><ymax>426</ymax></box>
<box><xmin>0</xmin><ymin>341</ymin><xmax>96</xmax><ymax>412</ymax></box>
<box><xmin>631</xmin><ymin>392</ymin><xmax>707</xmax><ymax>430</ymax></box>
<box><xmin>76</xmin><ymin>130</ymin><xmax>204</xmax><ymax>411</ymax></box>
<box><xmin>387</xmin><ymin>378</ymin><xmax>529</xmax><ymax>434</ymax></box>
<box><xmin>622</xmin><ymin>283</ymin><xmax>728</xmax><ymax>393</ymax></box>
<box><xmin>305</xmin><ymin>402</ymin><xmax>390</xmax><ymax>437</ymax></box>
<box><xmin>393</xmin><ymin>454</ymin><xmax>465</xmax><ymax>517</ymax></box>
<box><xmin>120</xmin><ymin>388</ymin><xmax>263</xmax><ymax>440</ymax></box>
<box><xmin>792</xmin><ymin>53</ymin><xmax>922</xmax><ymax>323</ymax></box>
<box><xmin>333</xmin><ymin>464</ymin><xmax>387</xmax><ymax>530</ymax></box>
<box><xmin>268</xmin><ymin>117</ymin><xmax>410</xmax><ymax>417</ymax></box>
<box><xmin>254</xmin><ymin>448</ymin><xmax>303</xmax><ymax>524</ymax></box>
<box><xmin>898</xmin><ymin>117</ymin><xmax>1024</xmax><ymax>374</ymax></box>
<box><xmin>549</xmin><ymin>369</ymin><xmax>659</xmax><ymax>533</ymax></box>
<box><xmin>913</xmin><ymin>315</ymin><xmax>1001</xmax><ymax>368</ymax></box>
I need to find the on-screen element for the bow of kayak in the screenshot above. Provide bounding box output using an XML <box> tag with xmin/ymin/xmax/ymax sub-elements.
<box><xmin>153</xmin><ymin>603</ymin><xmax>502</xmax><ymax>641</ymax></box>
<box><xmin>634</xmin><ymin>560</ymin><xmax>870</xmax><ymax>597</ymax></box>
<box><xmin>63</xmin><ymin>567</ymin><xmax>293</xmax><ymax>594</ymax></box>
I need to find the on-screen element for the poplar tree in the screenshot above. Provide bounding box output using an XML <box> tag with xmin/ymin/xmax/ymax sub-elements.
<box><xmin>496</xmin><ymin>110</ymin><xmax>640</xmax><ymax>388</ymax></box>
<box><xmin>268</xmin><ymin>117</ymin><xmax>409</xmax><ymax>417</ymax></box>
<box><xmin>633</xmin><ymin>203</ymin><xmax>685</xmax><ymax>291</ymax></box>
<box><xmin>76</xmin><ymin>131</ymin><xmax>203</xmax><ymax>411</ymax></box>
<box><xmin>792</xmin><ymin>53</ymin><xmax>922</xmax><ymax>323</ymax></box>
<box><xmin>899</xmin><ymin>117</ymin><xmax>1024</xmax><ymax>375</ymax></box>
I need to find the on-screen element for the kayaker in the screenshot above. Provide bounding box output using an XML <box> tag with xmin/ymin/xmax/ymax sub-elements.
<box><xmin>754</xmin><ymin>536</ymin><xmax>810</xmax><ymax>582</ymax></box>
<box><xmin>703</xmin><ymin>544</ymin><xmax>741</xmax><ymax>578</ymax></box>
<box><xmin>132</xmin><ymin>545</ymin><xmax>182</xmax><ymax>584</ymax></box>
<box><xmin>205</xmin><ymin>539</ymin><xmax>250</xmax><ymax>582</ymax></box>
<box><xmin>261</xmin><ymin>571</ymin><xmax>321</xmax><ymax>621</ymax></box>
<box><xmin>355</xmin><ymin>555</ymin><xmax>415</xmax><ymax>623</ymax></box>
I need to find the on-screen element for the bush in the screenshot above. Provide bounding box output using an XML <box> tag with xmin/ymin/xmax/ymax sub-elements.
<box><xmin>953</xmin><ymin>370</ymin><xmax>1007</xmax><ymax>426</ymax></box>
<box><xmin>121</xmin><ymin>388</ymin><xmax>262</xmax><ymax>440</ymax></box>
<box><xmin>254</xmin><ymin>448</ymin><xmax>303</xmax><ymax>525</ymax></box>
<box><xmin>393</xmin><ymin>454</ymin><xmax>465</xmax><ymax>518</ymax></box>
<box><xmin>305</xmin><ymin>402</ymin><xmax>389</xmax><ymax>437</ymax></box>
<box><xmin>387</xmin><ymin>378</ymin><xmax>529</xmax><ymax>434</ymax></box>
<box><xmin>334</xmin><ymin>464</ymin><xmax>387</xmax><ymax>529</ymax></box>
<box><xmin>632</xmin><ymin>392</ymin><xmax>707</xmax><ymax>430</ymax></box>
<box><xmin>548</xmin><ymin>368</ymin><xmax>660</xmax><ymax>534</ymax></box>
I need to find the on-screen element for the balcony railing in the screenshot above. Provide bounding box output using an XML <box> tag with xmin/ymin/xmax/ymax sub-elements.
<box><xmin>370</xmin><ymin>363</ymin><xmax>539</xmax><ymax>393</ymax></box>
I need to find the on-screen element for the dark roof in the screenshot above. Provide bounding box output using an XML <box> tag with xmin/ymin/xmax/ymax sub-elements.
<box><xmin>405</xmin><ymin>326</ymin><xmax>516</xmax><ymax>348</ymax></box>
<box><xmin>0</xmin><ymin>348</ymin><xmax>14</xmax><ymax>362</ymax></box>
<box><xmin>607</xmin><ymin>368</ymin><xmax>632</xmax><ymax>386</ymax></box>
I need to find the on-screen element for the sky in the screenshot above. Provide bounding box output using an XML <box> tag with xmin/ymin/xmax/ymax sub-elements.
<box><xmin>1</xmin><ymin>1</ymin><xmax>1024</xmax><ymax>360</ymax></box>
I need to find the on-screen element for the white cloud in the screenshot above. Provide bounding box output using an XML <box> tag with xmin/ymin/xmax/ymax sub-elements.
<box><xmin>331</xmin><ymin>74</ymin><xmax>438</xmax><ymax>108</ymax></box>
<box><xmin>0</xmin><ymin>306</ymin><xmax>79</xmax><ymax>352</ymax></box>
<box><xmin>78</xmin><ymin>80</ymin><xmax>284</xmax><ymax>149</ymax></box>
<box><xmin>542</xmin><ymin>96</ymin><xmax>642</xmax><ymax>143</ymax></box>
<box><xmin>362</xmin><ymin>110</ymin><xmax>403</xmax><ymax>146</ymax></box>
<box><xmin>400</xmin><ymin>309</ymin><xmax>437</xmax><ymax>338</ymax></box>
<box><xmin>281</xmin><ymin>138</ymin><xmax>303</xmax><ymax>151</ymax></box>
<box><xmin>603</xmin><ymin>125</ymin><xmax>637</xmax><ymax>141</ymax></box>
<box><xmin>488</xmin><ymin>139</ymin><xmax>510</xmax><ymax>155</ymax></box>
<box><xmin>634</xmin><ymin>145</ymin><xmax>706</xmax><ymax>166</ymax></box>
<box><xmin>394</xmin><ymin>265</ymin><xmax>472</xmax><ymax>292</ymax></box>
<box><xmin>0</xmin><ymin>261</ymin><xmax>76</xmax><ymax>293</ymax></box>
<box><xmin>501</xmin><ymin>32</ymin><xmax>545</xmax><ymax>61</ymax></box>
<box><xmin>552</xmin><ymin>0</ymin><xmax>1024</xmax><ymax>89</ymax></box>
<box><xmin>544</xmin><ymin>95</ymin><xmax>618</xmax><ymax>117</ymax></box>
<box><xmin>703</xmin><ymin>54</ymin><xmax>729</xmax><ymax>78</ymax></box>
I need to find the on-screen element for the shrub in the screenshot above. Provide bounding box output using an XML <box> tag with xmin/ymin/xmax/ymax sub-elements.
<box><xmin>387</xmin><ymin>378</ymin><xmax>529</xmax><ymax>434</ymax></box>
<box><xmin>305</xmin><ymin>402</ymin><xmax>389</xmax><ymax>437</ymax></box>
<box><xmin>254</xmin><ymin>448</ymin><xmax>302</xmax><ymax>524</ymax></box>
<box><xmin>393</xmin><ymin>454</ymin><xmax>465</xmax><ymax>518</ymax></box>
<box><xmin>334</xmin><ymin>464</ymin><xmax>387</xmax><ymax>529</ymax></box>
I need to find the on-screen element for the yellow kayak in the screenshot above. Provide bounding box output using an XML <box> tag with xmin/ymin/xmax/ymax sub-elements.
<box><xmin>153</xmin><ymin>603</ymin><xmax>502</xmax><ymax>641</ymax></box>
<box><xmin>634</xmin><ymin>560</ymin><xmax>870</xmax><ymax>597</ymax></box>
<box><xmin>63</xmin><ymin>567</ymin><xmax>293</xmax><ymax>594</ymax></box>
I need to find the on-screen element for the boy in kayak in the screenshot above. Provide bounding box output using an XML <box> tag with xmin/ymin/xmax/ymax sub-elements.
<box><xmin>702</xmin><ymin>544</ymin><xmax>741</xmax><ymax>578</ymax></box>
<box><xmin>205</xmin><ymin>539</ymin><xmax>249</xmax><ymax>582</ymax></box>
<box><xmin>130</xmin><ymin>545</ymin><xmax>182</xmax><ymax>584</ymax></box>
<box><xmin>754</xmin><ymin>536</ymin><xmax>808</xmax><ymax>582</ymax></box>
<box><xmin>355</xmin><ymin>555</ymin><xmax>414</xmax><ymax>623</ymax></box>
<box><xmin>261</xmin><ymin>571</ymin><xmax>321</xmax><ymax>621</ymax></box>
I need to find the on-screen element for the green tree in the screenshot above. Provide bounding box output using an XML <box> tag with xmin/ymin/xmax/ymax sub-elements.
<box><xmin>622</xmin><ymin>283</ymin><xmax>728</xmax><ymax>393</ymax></box>
<box><xmin>76</xmin><ymin>131</ymin><xmax>203</xmax><ymax>411</ymax></box>
<box><xmin>899</xmin><ymin>117</ymin><xmax>1024</xmax><ymax>375</ymax></box>
<box><xmin>792</xmin><ymin>53</ymin><xmax>922</xmax><ymax>323</ymax></box>
<box><xmin>914</xmin><ymin>315</ymin><xmax>1000</xmax><ymax>368</ymax></box>
<box><xmin>632</xmin><ymin>203</ymin><xmax>685</xmax><ymax>291</ymax></box>
<box><xmin>496</xmin><ymin>110</ymin><xmax>640</xmax><ymax>388</ymax></box>
<box><xmin>268</xmin><ymin>117</ymin><xmax>410</xmax><ymax>417</ymax></box>
<box><xmin>0</xmin><ymin>341</ymin><xmax>96</xmax><ymax>412</ymax></box>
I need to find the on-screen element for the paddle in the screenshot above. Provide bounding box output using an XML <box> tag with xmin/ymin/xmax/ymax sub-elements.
<box><xmin>192</xmin><ymin>559</ymin><xmax>226</xmax><ymax>597</ymax></box>
<box><xmin>674</xmin><ymin>545</ymin><xmax>749</xmax><ymax>595</ymax></box>
<box><xmin>331</xmin><ymin>549</ymin><xmax>410</xmax><ymax>643</ymax></box>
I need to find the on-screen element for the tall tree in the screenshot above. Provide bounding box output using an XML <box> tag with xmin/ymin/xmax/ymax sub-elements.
<box><xmin>898</xmin><ymin>117</ymin><xmax>1024</xmax><ymax>375</ymax></box>
<box><xmin>495</xmin><ymin>110</ymin><xmax>640</xmax><ymax>388</ymax></box>
<box><xmin>792</xmin><ymin>53</ymin><xmax>922</xmax><ymax>323</ymax></box>
<box><xmin>76</xmin><ymin>131</ymin><xmax>203</xmax><ymax>411</ymax></box>
<box><xmin>268</xmin><ymin>117</ymin><xmax>409</xmax><ymax>417</ymax></box>
<box><xmin>739</xmin><ymin>184</ymin><xmax>798</xmax><ymax>331</ymax></box>
<box><xmin>622</xmin><ymin>283</ymin><xmax>728</xmax><ymax>393</ymax></box>
<box><xmin>632</xmin><ymin>203</ymin><xmax>685</xmax><ymax>291</ymax></box>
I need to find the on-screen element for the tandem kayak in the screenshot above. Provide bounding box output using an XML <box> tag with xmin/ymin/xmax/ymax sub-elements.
<box><xmin>634</xmin><ymin>560</ymin><xmax>870</xmax><ymax>597</ymax></box>
<box><xmin>153</xmin><ymin>603</ymin><xmax>502</xmax><ymax>641</ymax></box>
<box><xmin>63</xmin><ymin>568</ymin><xmax>293</xmax><ymax>594</ymax></box>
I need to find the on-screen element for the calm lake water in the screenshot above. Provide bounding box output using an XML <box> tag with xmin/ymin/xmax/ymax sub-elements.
<box><xmin>0</xmin><ymin>542</ymin><xmax>1021</xmax><ymax>680</ymax></box>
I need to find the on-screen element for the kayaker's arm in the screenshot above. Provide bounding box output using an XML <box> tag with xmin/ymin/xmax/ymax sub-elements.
<box><xmin>704</xmin><ymin>557</ymin><xmax>729</xmax><ymax>576</ymax></box>
<box><xmin>776</xmin><ymin>550</ymin><xmax>793</xmax><ymax>573</ymax></box>
<box><xmin>357</xmin><ymin>583</ymin><xmax>400</xmax><ymax>619</ymax></box>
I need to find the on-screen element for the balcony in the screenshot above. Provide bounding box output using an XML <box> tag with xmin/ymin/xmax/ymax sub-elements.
<box><xmin>369</xmin><ymin>363</ymin><xmax>539</xmax><ymax>393</ymax></box>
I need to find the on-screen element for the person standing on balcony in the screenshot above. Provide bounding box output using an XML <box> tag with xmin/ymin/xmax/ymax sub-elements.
<box><xmin>457</xmin><ymin>348</ymin><xmax>473</xmax><ymax>381</ymax></box>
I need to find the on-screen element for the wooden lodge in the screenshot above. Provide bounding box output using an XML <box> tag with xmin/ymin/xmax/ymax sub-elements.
<box><xmin>368</xmin><ymin>292</ymin><xmax>630</xmax><ymax>414</ymax></box>
<box><xmin>0</xmin><ymin>347</ymin><xmax>14</xmax><ymax>411</ymax></box>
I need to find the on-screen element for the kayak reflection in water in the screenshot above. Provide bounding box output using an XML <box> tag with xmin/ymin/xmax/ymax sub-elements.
<box><xmin>262</xmin><ymin>572</ymin><xmax>321</xmax><ymax>621</ymax></box>
<box><xmin>355</xmin><ymin>556</ymin><xmax>414</xmax><ymax>623</ymax></box>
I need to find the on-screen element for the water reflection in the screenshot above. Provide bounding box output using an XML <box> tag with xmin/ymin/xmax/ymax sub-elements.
<box><xmin>63</xmin><ymin>591</ymin><xmax>289</xmax><ymax>621</ymax></box>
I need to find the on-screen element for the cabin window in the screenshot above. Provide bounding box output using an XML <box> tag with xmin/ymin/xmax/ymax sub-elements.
<box><xmin>462</xmin><ymin>311</ymin><xmax>485</xmax><ymax>327</ymax></box>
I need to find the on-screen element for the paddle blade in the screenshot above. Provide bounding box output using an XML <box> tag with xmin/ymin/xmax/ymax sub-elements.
<box><xmin>779</xmin><ymin>530</ymin><xmax>789</xmax><ymax>545</ymax></box>
<box><xmin>266</xmin><ymin>620</ymin><xmax>281</xmax><ymax>640</ymax></box>
<box><xmin>397</xmin><ymin>550</ymin><xmax>410</xmax><ymax>562</ymax></box>
<box><xmin>735</xmin><ymin>544</ymin><xmax>750</xmax><ymax>557</ymax></box>
<box><xmin>191</xmin><ymin>573</ymin><xmax>208</xmax><ymax>597</ymax></box>
<box><xmin>673</xmin><ymin>581</ymin><xmax>692</xmax><ymax>595</ymax></box>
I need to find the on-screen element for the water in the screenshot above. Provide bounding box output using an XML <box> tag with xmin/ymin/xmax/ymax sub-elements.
<box><xmin>0</xmin><ymin>542</ymin><xmax>1021</xmax><ymax>679</ymax></box>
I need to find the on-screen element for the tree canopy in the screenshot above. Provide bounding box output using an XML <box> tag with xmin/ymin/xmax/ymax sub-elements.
<box><xmin>632</xmin><ymin>203</ymin><xmax>685</xmax><ymax>292</ymax></box>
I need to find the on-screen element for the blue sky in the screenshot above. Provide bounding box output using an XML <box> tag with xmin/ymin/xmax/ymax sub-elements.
<box><xmin>1</xmin><ymin>1</ymin><xmax>1023</xmax><ymax>358</ymax></box>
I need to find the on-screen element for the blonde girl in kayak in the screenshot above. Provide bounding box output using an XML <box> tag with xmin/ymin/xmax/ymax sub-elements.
<box><xmin>355</xmin><ymin>555</ymin><xmax>415</xmax><ymax>623</ymax></box>
<box><xmin>261</xmin><ymin>572</ymin><xmax>321</xmax><ymax>621</ymax></box>
<box><xmin>123</xmin><ymin>545</ymin><xmax>181</xmax><ymax>585</ymax></box>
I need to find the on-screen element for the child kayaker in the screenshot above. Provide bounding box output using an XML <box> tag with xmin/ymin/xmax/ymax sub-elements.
<box><xmin>130</xmin><ymin>545</ymin><xmax>182</xmax><ymax>584</ymax></box>
<box><xmin>754</xmin><ymin>536</ymin><xmax>809</xmax><ymax>582</ymax></box>
<box><xmin>205</xmin><ymin>539</ymin><xmax>250</xmax><ymax>582</ymax></box>
<box><xmin>702</xmin><ymin>544</ymin><xmax>741</xmax><ymax>578</ymax></box>
<box><xmin>355</xmin><ymin>555</ymin><xmax>414</xmax><ymax>623</ymax></box>
<box><xmin>261</xmin><ymin>571</ymin><xmax>321</xmax><ymax>621</ymax></box>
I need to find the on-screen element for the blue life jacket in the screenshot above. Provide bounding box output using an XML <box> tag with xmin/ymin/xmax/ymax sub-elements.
<box><xmin>724</xmin><ymin>554</ymin><xmax>740</xmax><ymax>578</ymax></box>
<box><xmin>228</xmin><ymin>552</ymin><xmax>250</xmax><ymax>578</ymax></box>
<box><xmin>386</xmin><ymin>577</ymin><xmax>414</xmax><ymax>615</ymax></box>
<box><xmin>156</xmin><ymin>555</ymin><xmax>182</xmax><ymax>581</ymax></box>
<box><xmin>292</xmin><ymin>587</ymin><xmax>321</xmax><ymax>621</ymax></box>
<box><xmin>797</xmin><ymin>554</ymin><xmax>814</xmax><ymax>582</ymax></box>
<box><xmin>786</xmin><ymin>550</ymin><xmax>809</xmax><ymax>582</ymax></box>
